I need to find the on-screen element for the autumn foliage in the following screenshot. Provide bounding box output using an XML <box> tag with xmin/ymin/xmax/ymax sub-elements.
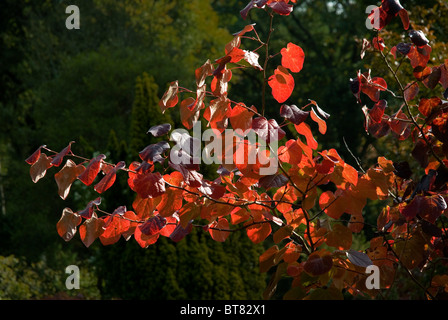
<box><xmin>25</xmin><ymin>0</ymin><xmax>448</xmax><ymax>300</ymax></box>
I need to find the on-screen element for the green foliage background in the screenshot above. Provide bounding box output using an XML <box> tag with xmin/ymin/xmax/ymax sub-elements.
<box><xmin>0</xmin><ymin>0</ymin><xmax>446</xmax><ymax>299</ymax></box>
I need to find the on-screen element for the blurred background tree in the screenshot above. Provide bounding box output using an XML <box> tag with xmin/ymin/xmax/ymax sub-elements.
<box><xmin>1</xmin><ymin>0</ymin><xmax>447</xmax><ymax>299</ymax></box>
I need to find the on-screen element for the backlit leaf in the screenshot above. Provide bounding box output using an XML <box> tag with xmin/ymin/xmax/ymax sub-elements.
<box><xmin>78</xmin><ymin>154</ymin><xmax>106</xmax><ymax>186</ymax></box>
<box><xmin>79</xmin><ymin>212</ymin><xmax>106</xmax><ymax>248</ymax></box>
<box><xmin>56</xmin><ymin>208</ymin><xmax>81</xmax><ymax>241</ymax></box>
<box><xmin>281</xmin><ymin>42</ymin><xmax>305</xmax><ymax>73</ymax></box>
<box><xmin>159</xmin><ymin>81</ymin><xmax>179</xmax><ymax>113</ymax></box>
<box><xmin>209</xmin><ymin>217</ymin><xmax>231</xmax><ymax>242</ymax></box>
<box><xmin>94</xmin><ymin>161</ymin><xmax>125</xmax><ymax>194</ymax></box>
<box><xmin>30</xmin><ymin>153</ymin><xmax>52</xmax><ymax>183</ymax></box>
<box><xmin>54</xmin><ymin>159</ymin><xmax>86</xmax><ymax>200</ymax></box>
<box><xmin>25</xmin><ymin>145</ymin><xmax>46</xmax><ymax>165</ymax></box>
<box><xmin>229</xmin><ymin>103</ymin><xmax>256</xmax><ymax>133</ymax></box>
<box><xmin>133</xmin><ymin>172</ymin><xmax>166</xmax><ymax>199</ymax></box>
<box><xmin>326</xmin><ymin>224</ymin><xmax>352</xmax><ymax>250</ymax></box>
<box><xmin>99</xmin><ymin>214</ymin><xmax>130</xmax><ymax>246</ymax></box>
<box><xmin>268</xmin><ymin>66</ymin><xmax>294</xmax><ymax>103</ymax></box>
<box><xmin>246</xmin><ymin>222</ymin><xmax>271</xmax><ymax>244</ymax></box>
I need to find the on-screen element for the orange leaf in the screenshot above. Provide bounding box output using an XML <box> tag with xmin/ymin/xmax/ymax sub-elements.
<box><xmin>268</xmin><ymin>66</ymin><xmax>294</xmax><ymax>103</ymax></box>
<box><xmin>283</xmin><ymin>242</ymin><xmax>302</xmax><ymax>263</ymax></box>
<box><xmin>246</xmin><ymin>222</ymin><xmax>271</xmax><ymax>244</ymax></box>
<box><xmin>134</xmin><ymin>226</ymin><xmax>159</xmax><ymax>248</ymax></box>
<box><xmin>99</xmin><ymin>215</ymin><xmax>130</xmax><ymax>246</ymax></box>
<box><xmin>326</xmin><ymin>224</ymin><xmax>352</xmax><ymax>250</ymax></box>
<box><xmin>278</xmin><ymin>139</ymin><xmax>302</xmax><ymax>165</ymax></box>
<box><xmin>259</xmin><ymin>245</ymin><xmax>279</xmax><ymax>273</ymax></box>
<box><xmin>156</xmin><ymin>187</ymin><xmax>183</xmax><ymax>217</ymax></box>
<box><xmin>319</xmin><ymin>191</ymin><xmax>344</xmax><ymax>219</ymax></box>
<box><xmin>342</xmin><ymin>163</ymin><xmax>359</xmax><ymax>186</ymax></box>
<box><xmin>281</xmin><ymin>42</ymin><xmax>305</xmax><ymax>73</ymax></box>
<box><xmin>229</xmin><ymin>103</ymin><xmax>256</xmax><ymax>133</ymax></box>
<box><xmin>310</xmin><ymin>107</ymin><xmax>327</xmax><ymax>134</ymax></box>
<box><xmin>294</xmin><ymin>122</ymin><xmax>318</xmax><ymax>150</ymax></box>
<box><xmin>132</xmin><ymin>195</ymin><xmax>161</xmax><ymax>220</ymax></box>
<box><xmin>348</xmin><ymin>214</ymin><xmax>364</xmax><ymax>233</ymax></box>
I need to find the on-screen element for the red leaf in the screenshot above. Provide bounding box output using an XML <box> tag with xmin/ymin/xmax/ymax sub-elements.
<box><xmin>78</xmin><ymin>197</ymin><xmax>102</xmax><ymax>219</ymax></box>
<box><xmin>25</xmin><ymin>145</ymin><xmax>46</xmax><ymax>165</ymax></box>
<box><xmin>156</xmin><ymin>187</ymin><xmax>183</xmax><ymax>217</ymax></box>
<box><xmin>159</xmin><ymin>81</ymin><xmax>179</xmax><ymax>113</ymax></box>
<box><xmin>404</xmin><ymin>82</ymin><xmax>419</xmax><ymax>102</ymax></box>
<box><xmin>229</xmin><ymin>103</ymin><xmax>256</xmax><ymax>133</ymax></box>
<box><xmin>267</xmin><ymin>1</ymin><xmax>293</xmax><ymax>16</ymax></box>
<box><xmin>139</xmin><ymin>214</ymin><xmax>167</xmax><ymax>236</ymax></box>
<box><xmin>369</xmin><ymin>99</ymin><xmax>387</xmax><ymax>123</ymax></box>
<box><xmin>99</xmin><ymin>214</ymin><xmax>130</xmax><ymax>246</ymax></box>
<box><xmin>170</xmin><ymin>221</ymin><xmax>193</xmax><ymax>242</ymax></box>
<box><xmin>78</xmin><ymin>154</ymin><xmax>106</xmax><ymax>186</ymax></box>
<box><xmin>195</xmin><ymin>59</ymin><xmax>214</xmax><ymax>87</ymax></box>
<box><xmin>51</xmin><ymin>141</ymin><xmax>75</xmax><ymax>167</ymax></box>
<box><xmin>281</xmin><ymin>42</ymin><xmax>305</xmax><ymax>73</ymax></box>
<box><xmin>133</xmin><ymin>172</ymin><xmax>166</xmax><ymax>199</ymax></box>
<box><xmin>209</xmin><ymin>217</ymin><xmax>231</xmax><ymax>242</ymax></box>
<box><xmin>94</xmin><ymin>161</ymin><xmax>125</xmax><ymax>194</ymax></box>
<box><xmin>268</xmin><ymin>66</ymin><xmax>294</xmax><ymax>103</ymax></box>
<box><xmin>134</xmin><ymin>225</ymin><xmax>159</xmax><ymax>248</ymax></box>
<box><xmin>180</xmin><ymin>97</ymin><xmax>201</xmax><ymax>130</ymax></box>
<box><xmin>407</xmin><ymin>45</ymin><xmax>432</xmax><ymax>69</ymax></box>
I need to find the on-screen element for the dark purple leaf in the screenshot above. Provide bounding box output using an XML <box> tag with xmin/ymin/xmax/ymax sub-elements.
<box><xmin>280</xmin><ymin>104</ymin><xmax>309</xmax><ymax>125</ymax></box>
<box><xmin>51</xmin><ymin>141</ymin><xmax>75</xmax><ymax>167</ymax></box>
<box><xmin>409</xmin><ymin>30</ymin><xmax>429</xmax><ymax>47</ymax></box>
<box><xmin>147</xmin><ymin>123</ymin><xmax>171</xmax><ymax>137</ymax></box>
<box><xmin>240</xmin><ymin>0</ymin><xmax>268</xmax><ymax>20</ymax></box>
<box><xmin>252</xmin><ymin>117</ymin><xmax>285</xmax><ymax>143</ymax></box>
<box><xmin>78</xmin><ymin>197</ymin><xmax>102</xmax><ymax>219</ymax></box>
<box><xmin>170</xmin><ymin>221</ymin><xmax>193</xmax><ymax>242</ymax></box>
<box><xmin>258</xmin><ymin>174</ymin><xmax>288</xmax><ymax>189</ymax></box>
<box><xmin>139</xmin><ymin>141</ymin><xmax>170</xmax><ymax>163</ymax></box>
<box><xmin>267</xmin><ymin>1</ymin><xmax>293</xmax><ymax>16</ymax></box>
<box><xmin>139</xmin><ymin>215</ymin><xmax>167</xmax><ymax>236</ymax></box>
